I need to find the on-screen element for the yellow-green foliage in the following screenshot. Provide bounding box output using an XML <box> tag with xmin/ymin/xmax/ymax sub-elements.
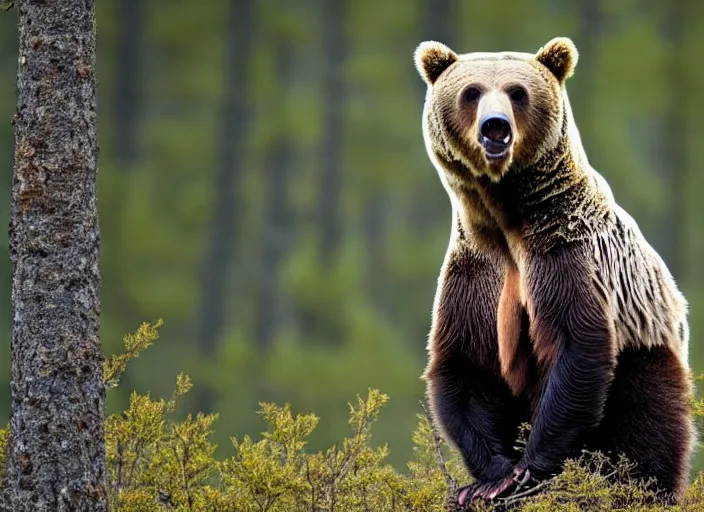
<box><xmin>511</xmin><ymin>452</ymin><xmax>703</xmax><ymax>512</ymax></box>
<box><xmin>693</xmin><ymin>372</ymin><xmax>704</xmax><ymax>419</ymax></box>
<box><xmin>1</xmin><ymin>322</ymin><xmax>703</xmax><ymax>511</ymax></box>
<box><xmin>103</xmin><ymin>319</ymin><xmax>164</xmax><ymax>390</ymax></box>
<box><xmin>0</xmin><ymin>425</ymin><xmax>7</xmax><ymax>484</ymax></box>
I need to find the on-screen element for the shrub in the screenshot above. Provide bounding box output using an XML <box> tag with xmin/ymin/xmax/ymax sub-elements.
<box><xmin>1</xmin><ymin>321</ymin><xmax>703</xmax><ymax>511</ymax></box>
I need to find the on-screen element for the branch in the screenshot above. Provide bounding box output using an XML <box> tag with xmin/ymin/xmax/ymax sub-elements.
<box><xmin>496</xmin><ymin>480</ymin><xmax>551</xmax><ymax>507</ymax></box>
<box><xmin>419</xmin><ymin>401</ymin><xmax>457</xmax><ymax>493</ymax></box>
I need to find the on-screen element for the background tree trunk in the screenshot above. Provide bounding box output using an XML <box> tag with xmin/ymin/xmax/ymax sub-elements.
<box><xmin>408</xmin><ymin>0</ymin><xmax>456</xmax><ymax>232</ymax></box>
<box><xmin>196</xmin><ymin>0</ymin><xmax>255</xmax><ymax>412</ymax></box>
<box><xmin>572</xmin><ymin>0</ymin><xmax>602</xmax><ymax>143</ymax></box>
<box><xmin>423</xmin><ymin>0</ymin><xmax>455</xmax><ymax>48</ymax></box>
<box><xmin>5</xmin><ymin>1</ymin><xmax>106</xmax><ymax>511</ymax></box>
<box><xmin>254</xmin><ymin>38</ymin><xmax>296</xmax><ymax>351</ymax></box>
<box><xmin>362</xmin><ymin>186</ymin><xmax>387</xmax><ymax>307</ymax></box>
<box><xmin>318</xmin><ymin>0</ymin><xmax>347</xmax><ymax>268</ymax></box>
<box><xmin>114</xmin><ymin>0</ymin><xmax>144</xmax><ymax>171</ymax></box>
<box><xmin>663</xmin><ymin>0</ymin><xmax>687</xmax><ymax>282</ymax></box>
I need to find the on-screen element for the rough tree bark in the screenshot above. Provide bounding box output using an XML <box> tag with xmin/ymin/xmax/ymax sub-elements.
<box><xmin>197</xmin><ymin>0</ymin><xmax>254</xmax><ymax>411</ymax></box>
<box><xmin>4</xmin><ymin>1</ymin><xmax>106</xmax><ymax>511</ymax></box>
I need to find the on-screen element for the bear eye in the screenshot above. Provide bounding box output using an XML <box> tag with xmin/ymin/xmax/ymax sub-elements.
<box><xmin>461</xmin><ymin>86</ymin><xmax>482</xmax><ymax>103</ymax></box>
<box><xmin>508</xmin><ymin>86</ymin><xmax>528</xmax><ymax>104</ymax></box>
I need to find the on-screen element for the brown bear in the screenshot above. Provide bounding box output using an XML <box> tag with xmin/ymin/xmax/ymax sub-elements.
<box><xmin>414</xmin><ymin>36</ymin><xmax>696</xmax><ymax>508</ymax></box>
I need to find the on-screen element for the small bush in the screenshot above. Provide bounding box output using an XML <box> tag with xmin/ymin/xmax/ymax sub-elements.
<box><xmin>1</xmin><ymin>321</ymin><xmax>703</xmax><ymax>511</ymax></box>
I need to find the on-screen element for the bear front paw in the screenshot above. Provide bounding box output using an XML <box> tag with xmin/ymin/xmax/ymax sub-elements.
<box><xmin>457</xmin><ymin>465</ymin><xmax>536</xmax><ymax>507</ymax></box>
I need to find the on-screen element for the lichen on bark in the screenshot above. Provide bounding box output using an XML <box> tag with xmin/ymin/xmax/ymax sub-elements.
<box><xmin>4</xmin><ymin>1</ymin><xmax>106</xmax><ymax>511</ymax></box>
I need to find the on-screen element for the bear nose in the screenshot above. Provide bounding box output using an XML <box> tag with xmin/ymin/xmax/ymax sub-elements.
<box><xmin>479</xmin><ymin>113</ymin><xmax>512</xmax><ymax>147</ymax></box>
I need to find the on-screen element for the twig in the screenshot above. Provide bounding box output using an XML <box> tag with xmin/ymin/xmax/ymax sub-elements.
<box><xmin>419</xmin><ymin>401</ymin><xmax>457</xmax><ymax>493</ymax></box>
<box><xmin>496</xmin><ymin>480</ymin><xmax>551</xmax><ymax>507</ymax></box>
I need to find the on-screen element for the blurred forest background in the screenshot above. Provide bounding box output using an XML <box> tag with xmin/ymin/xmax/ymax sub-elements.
<box><xmin>1</xmin><ymin>0</ymin><xmax>703</xmax><ymax>474</ymax></box>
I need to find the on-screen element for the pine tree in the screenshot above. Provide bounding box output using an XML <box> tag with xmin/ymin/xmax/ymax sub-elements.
<box><xmin>4</xmin><ymin>1</ymin><xmax>106</xmax><ymax>510</ymax></box>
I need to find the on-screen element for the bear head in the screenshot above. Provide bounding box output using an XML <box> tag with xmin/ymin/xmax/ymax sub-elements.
<box><xmin>414</xmin><ymin>37</ymin><xmax>579</xmax><ymax>183</ymax></box>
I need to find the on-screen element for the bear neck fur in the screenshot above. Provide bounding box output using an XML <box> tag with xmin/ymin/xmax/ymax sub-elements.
<box><xmin>449</xmin><ymin>93</ymin><xmax>611</xmax><ymax>254</ymax></box>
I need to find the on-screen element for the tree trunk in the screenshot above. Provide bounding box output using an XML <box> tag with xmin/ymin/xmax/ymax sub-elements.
<box><xmin>362</xmin><ymin>187</ymin><xmax>390</xmax><ymax>315</ymax></box>
<box><xmin>318</xmin><ymin>0</ymin><xmax>347</xmax><ymax>268</ymax></box>
<box><xmin>572</xmin><ymin>0</ymin><xmax>602</xmax><ymax>150</ymax></box>
<box><xmin>5</xmin><ymin>1</ymin><xmax>106</xmax><ymax>511</ymax></box>
<box><xmin>254</xmin><ymin>40</ymin><xmax>295</xmax><ymax>351</ymax></box>
<box><xmin>115</xmin><ymin>0</ymin><xmax>144</xmax><ymax>170</ymax></box>
<box><xmin>424</xmin><ymin>0</ymin><xmax>455</xmax><ymax>47</ymax></box>
<box><xmin>196</xmin><ymin>0</ymin><xmax>254</xmax><ymax>411</ymax></box>
<box><xmin>663</xmin><ymin>1</ymin><xmax>687</xmax><ymax>281</ymax></box>
<box><xmin>409</xmin><ymin>0</ymin><xmax>456</xmax><ymax>232</ymax></box>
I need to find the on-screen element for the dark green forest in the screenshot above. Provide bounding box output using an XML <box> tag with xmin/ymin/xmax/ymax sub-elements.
<box><xmin>0</xmin><ymin>0</ymin><xmax>703</xmax><ymax>477</ymax></box>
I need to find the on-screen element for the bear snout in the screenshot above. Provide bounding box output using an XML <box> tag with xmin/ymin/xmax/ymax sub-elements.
<box><xmin>479</xmin><ymin>113</ymin><xmax>512</xmax><ymax>158</ymax></box>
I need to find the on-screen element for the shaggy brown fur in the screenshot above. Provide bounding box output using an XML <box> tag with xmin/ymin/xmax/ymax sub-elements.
<box><xmin>416</xmin><ymin>37</ymin><xmax>696</xmax><ymax>508</ymax></box>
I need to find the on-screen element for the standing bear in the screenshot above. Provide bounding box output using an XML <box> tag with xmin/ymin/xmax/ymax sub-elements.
<box><xmin>414</xmin><ymin>36</ymin><xmax>696</xmax><ymax>508</ymax></box>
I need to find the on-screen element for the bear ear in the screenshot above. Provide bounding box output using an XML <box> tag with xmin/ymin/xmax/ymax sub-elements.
<box><xmin>535</xmin><ymin>37</ymin><xmax>579</xmax><ymax>84</ymax></box>
<box><xmin>414</xmin><ymin>41</ymin><xmax>459</xmax><ymax>86</ymax></box>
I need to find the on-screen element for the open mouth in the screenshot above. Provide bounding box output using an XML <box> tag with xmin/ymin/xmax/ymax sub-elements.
<box><xmin>481</xmin><ymin>135</ymin><xmax>511</xmax><ymax>159</ymax></box>
<box><xmin>479</xmin><ymin>114</ymin><xmax>512</xmax><ymax>160</ymax></box>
